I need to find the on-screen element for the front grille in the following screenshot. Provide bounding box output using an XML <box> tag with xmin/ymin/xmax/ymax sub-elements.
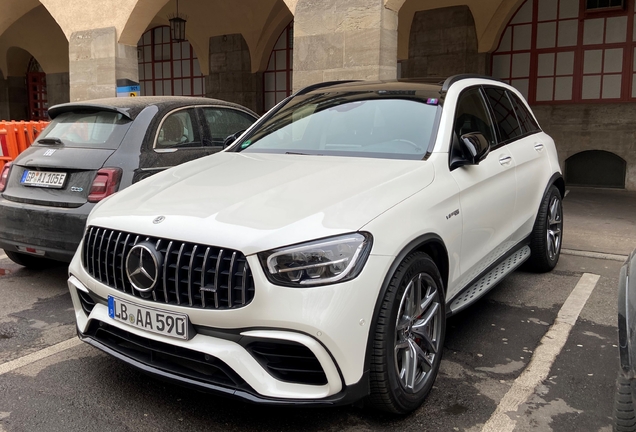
<box><xmin>85</xmin><ymin>321</ymin><xmax>248</xmax><ymax>390</ymax></box>
<box><xmin>246</xmin><ymin>341</ymin><xmax>328</xmax><ymax>386</ymax></box>
<box><xmin>82</xmin><ymin>226</ymin><xmax>255</xmax><ymax>310</ymax></box>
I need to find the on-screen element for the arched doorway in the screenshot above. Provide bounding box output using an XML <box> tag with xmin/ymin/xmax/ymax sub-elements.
<box><xmin>26</xmin><ymin>56</ymin><xmax>47</xmax><ymax>120</ymax></box>
<box><xmin>565</xmin><ymin>150</ymin><xmax>626</xmax><ymax>188</ymax></box>
<box><xmin>263</xmin><ymin>22</ymin><xmax>293</xmax><ymax>112</ymax></box>
<box><xmin>137</xmin><ymin>26</ymin><xmax>205</xmax><ymax>97</ymax></box>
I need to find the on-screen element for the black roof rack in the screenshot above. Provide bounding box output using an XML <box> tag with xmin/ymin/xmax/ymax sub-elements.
<box><xmin>440</xmin><ymin>74</ymin><xmax>504</xmax><ymax>95</ymax></box>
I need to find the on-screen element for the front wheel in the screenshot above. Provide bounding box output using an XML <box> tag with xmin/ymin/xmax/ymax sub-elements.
<box><xmin>368</xmin><ymin>252</ymin><xmax>446</xmax><ymax>414</ymax></box>
<box><xmin>614</xmin><ymin>374</ymin><xmax>636</xmax><ymax>431</ymax></box>
<box><xmin>526</xmin><ymin>185</ymin><xmax>563</xmax><ymax>272</ymax></box>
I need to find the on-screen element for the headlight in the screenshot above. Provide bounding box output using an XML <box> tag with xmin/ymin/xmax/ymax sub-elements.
<box><xmin>258</xmin><ymin>233</ymin><xmax>373</xmax><ymax>287</ymax></box>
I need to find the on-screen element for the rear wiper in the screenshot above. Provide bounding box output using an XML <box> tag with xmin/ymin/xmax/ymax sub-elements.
<box><xmin>37</xmin><ymin>137</ymin><xmax>64</xmax><ymax>145</ymax></box>
<box><xmin>285</xmin><ymin>151</ymin><xmax>322</xmax><ymax>156</ymax></box>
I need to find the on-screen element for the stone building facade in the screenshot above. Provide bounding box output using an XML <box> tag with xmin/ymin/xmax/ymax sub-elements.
<box><xmin>0</xmin><ymin>0</ymin><xmax>633</xmax><ymax>189</ymax></box>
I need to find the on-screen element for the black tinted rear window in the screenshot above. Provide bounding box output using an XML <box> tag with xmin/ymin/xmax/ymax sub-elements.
<box><xmin>483</xmin><ymin>87</ymin><xmax>523</xmax><ymax>144</ymax></box>
<box><xmin>509</xmin><ymin>92</ymin><xmax>541</xmax><ymax>134</ymax></box>
<box><xmin>37</xmin><ymin>111</ymin><xmax>132</xmax><ymax>150</ymax></box>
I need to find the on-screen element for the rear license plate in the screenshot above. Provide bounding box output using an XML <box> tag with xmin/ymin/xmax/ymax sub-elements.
<box><xmin>108</xmin><ymin>296</ymin><xmax>189</xmax><ymax>340</ymax></box>
<box><xmin>20</xmin><ymin>170</ymin><xmax>67</xmax><ymax>188</ymax></box>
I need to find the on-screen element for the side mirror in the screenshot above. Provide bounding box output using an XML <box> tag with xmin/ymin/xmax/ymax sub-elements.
<box><xmin>459</xmin><ymin>132</ymin><xmax>490</xmax><ymax>165</ymax></box>
<box><xmin>223</xmin><ymin>130</ymin><xmax>246</xmax><ymax>148</ymax></box>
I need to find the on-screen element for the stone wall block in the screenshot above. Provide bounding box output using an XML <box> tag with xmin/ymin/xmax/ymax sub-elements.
<box><xmin>205</xmin><ymin>75</ymin><xmax>221</xmax><ymax>94</ymax></box>
<box><xmin>210</xmin><ymin>53</ymin><xmax>228</xmax><ymax>73</ymax></box>
<box><xmin>344</xmin><ymin>29</ymin><xmax>381</xmax><ymax>67</ymax></box>
<box><xmin>46</xmin><ymin>73</ymin><xmax>70</xmax><ymax>107</ymax></box>
<box><xmin>295</xmin><ymin>33</ymin><xmax>345</xmax><ymax>71</ymax></box>
<box><xmin>227</xmin><ymin>51</ymin><xmax>243</xmax><ymax>72</ymax></box>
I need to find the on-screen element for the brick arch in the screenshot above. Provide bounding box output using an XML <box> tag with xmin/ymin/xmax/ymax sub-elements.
<box><xmin>565</xmin><ymin>150</ymin><xmax>627</xmax><ymax>188</ymax></box>
<box><xmin>119</xmin><ymin>0</ymin><xmax>171</xmax><ymax>46</ymax></box>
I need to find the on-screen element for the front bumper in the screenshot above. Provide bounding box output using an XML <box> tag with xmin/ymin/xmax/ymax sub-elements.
<box><xmin>68</xmin><ymin>249</ymin><xmax>393</xmax><ymax>404</ymax></box>
<box><xmin>0</xmin><ymin>196</ymin><xmax>92</xmax><ymax>262</ymax></box>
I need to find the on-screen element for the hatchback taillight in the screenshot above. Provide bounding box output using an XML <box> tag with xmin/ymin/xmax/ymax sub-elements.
<box><xmin>0</xmin><ymin>163</ymin><xmax>12</xmax><ymax>192</ymax></box>
<box><xmin>88</xmin><ymin>168</ymin><xmax>122</xmax><ymax>203</ymax></box>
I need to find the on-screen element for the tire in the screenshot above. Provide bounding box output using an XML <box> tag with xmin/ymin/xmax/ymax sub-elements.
<box><xmin>4</xmin><ymin>250</ymin><xmax>57</xmax><ymax>269</ymax></box>
<box><xmin>615</xmin><ymin>374</ymin><xmax>636</xmax><ymax>431</ymax></box>
<box><xmin>526</xmin><ymin>185</ymin><xmax>563</xmax><ymax>273</ymax></box>
<box><xmin>368</xmin><ymin>252</ymin><xmax>446</xmax><ymax>414</ymax></box>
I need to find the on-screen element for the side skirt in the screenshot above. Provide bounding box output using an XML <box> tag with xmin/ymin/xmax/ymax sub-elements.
<box><xmin>447</xmin><ymin>244</ymin><xmax>531</xmax><ymax>316</ymax></box>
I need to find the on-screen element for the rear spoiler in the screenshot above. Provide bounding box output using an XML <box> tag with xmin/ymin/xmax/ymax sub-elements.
<box><xmin>48</xmin><ymin>103</ymin><xmax>133</xmax><ymax>121</ymax></box>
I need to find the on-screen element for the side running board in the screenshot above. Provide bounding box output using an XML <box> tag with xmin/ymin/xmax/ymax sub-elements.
<box><xmin>449</xmin><ymin>246</ymin><xmax>531</xmax><ymax>315</ymax></box>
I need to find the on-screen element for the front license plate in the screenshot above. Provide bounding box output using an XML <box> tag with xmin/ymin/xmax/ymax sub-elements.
<box><xmin>20</xmin><ymin>170</ymin><xmax>67</xmax><ymax>188</ymax></box>
<box><xmin>108</xmin><ymin>296</ymin><xmax>189</xmax><ymax>340</ymax></box>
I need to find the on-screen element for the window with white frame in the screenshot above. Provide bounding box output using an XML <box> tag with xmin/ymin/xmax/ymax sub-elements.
<box><xmin>137</xmin><ymin>26</ymin><xmax>205</xmax><ymax>97</ymax></box>
<box><xmin>492</xmin><ymin>0</ymin><xmax>636</xmax><ymax>104</ymax></box>
<box><xmin>263</xmin><ymin>23</ymin><xmax>293</xmax><ymax>112</ymax></box>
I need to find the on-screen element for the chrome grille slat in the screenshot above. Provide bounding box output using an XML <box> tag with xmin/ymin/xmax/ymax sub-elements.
<box><xmin>104</xmin><ymin>231</ymin><xmax>114</xmax><ymax>287</ymax></box>
<box><xmin>96</xmin><ymin>229</ymin><xmax>106</xmax><ymax>282</ymax></box>
<box><xmin>163</xmin><ymin>241</ymin><xmax>173</xmax><ymax>303</ymax></box>
<box><xmin>228</xmin><ymin>252</ymin><xmax>237</xmax><ymax>307</ymax></box>
<box><xmin>82</xmin><ymin>227</ymin><xmax>254</xmax><ymax>310</ymax></box>
<box><xmin>175</xmin><ymin>243</ymin><xmax>186</xmax><ymax>305</ymax></box>
<box><xmin>214</xmin><ymin>249</ymin><xmax>224</xmax><ymax>309</ymax></box>
<box><xmin>112</xmin><ymin>232</ymin><xmax>122</xmax><ymax>290</ymax></box>
<box><xmin>187</xmin><ymin>245</ymin><xmax>198</xmax><ymax>306</ymax></box>
<box><xmin>201</xmin><ymin>247</ymin><xmax>211</xmax><ymax>308</ymax></box>
<box><xmin>120</xmin><ymin>234</ymin><xmax>131</xmax><ymax>294</ymax></box>
<box><xmin>241</xmin><ymin>262</ymin><xmax>249</xmax><ymax>305</ymax></box>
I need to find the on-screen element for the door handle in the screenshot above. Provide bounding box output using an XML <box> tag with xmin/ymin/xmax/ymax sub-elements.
<box><xmin>499</xmin><ymin>156</ymin><xmax>512</xmax><ymax>165</ymax></box>
<box><xmin>534</xmin><ymin>143</ymin><xmax>544</xmax><ymax>151</ymax></box>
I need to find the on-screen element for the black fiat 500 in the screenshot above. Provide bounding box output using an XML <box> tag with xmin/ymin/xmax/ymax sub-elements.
<box><xmin>0</xmin><ymin>97</ymin><xmax>257</xmax><ymax>267</ymax></box>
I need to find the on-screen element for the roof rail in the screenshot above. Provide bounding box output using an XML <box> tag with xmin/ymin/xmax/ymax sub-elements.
<box><xmin>440</xmin><ymin>74</ymin><xmax>503</xmax><ymax>95</ymax></box>
<box><xmin>293</xmin><ymin>80</ymin><xmax>361</xmax><ymax>96</ymax></box>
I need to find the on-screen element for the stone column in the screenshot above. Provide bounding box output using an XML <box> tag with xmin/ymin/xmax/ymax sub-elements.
<box><xmin>293</xmin><ymin>0</ymin><xmax>399</xmax><ymax>91</ymax></box>
<box><xmin>206</xmin><ymin>34</ymin><xmax>262</xmax><ymax>113</ymax></box>
<box><xmin>7</xmin><ymin>76</ymin><xmax>28</xmax><ymax>120</ymax></box>
<box><xmin>69</xmin><ymin>27</ymin><xmax>138</xmax><ymax>101</ymax></box>
<box><xmin>46</xmin><ymin>73</ymin><xmax>70</xmax><ymax>107</ymax></box>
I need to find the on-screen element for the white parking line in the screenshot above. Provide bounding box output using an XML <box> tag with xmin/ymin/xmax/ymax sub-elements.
<box><xmin>0</xmin><ymin>338</ymin><xmax>82</xmax><ymax>376</ymax></box>
<box><xmin>481</xmin><ymin>272</ymin><xmax>600</xmax><ymax>432</ymax></box>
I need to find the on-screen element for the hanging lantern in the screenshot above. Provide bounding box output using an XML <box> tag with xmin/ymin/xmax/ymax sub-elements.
<box><xmin>168</xmin><ymin>0</ymin><xmax>187</xmax><ymax>42</ymax></box>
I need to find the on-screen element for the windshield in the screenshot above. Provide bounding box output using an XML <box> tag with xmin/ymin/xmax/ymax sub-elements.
<box><xmin>37</xmin><ymin>110</ymin><xmax>133</xmax><ymax>150</ymax></box>
<box><xmin>236</xmin><ymin>93</ymin><xmax>439</xmax><ymax>160</ymax></box>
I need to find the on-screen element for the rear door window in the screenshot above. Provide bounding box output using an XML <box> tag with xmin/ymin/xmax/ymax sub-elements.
<box><xmin>483</xmin><ymin>87</ymin><xmax>523</xmax><ymax>145</ymax></box>
<box><xmin>155</xmin><ymin>108</ymin><xmax>202</xmax><ymax>149</ymax></box>
<box><xmin>201</xmin><ymin>107</ymin><xmax>255</xmax><ymax>146</ymax></box>
<box><xmin>509</xmin><ymin>92</ymin><xmax>541</xmax><ymax>134</ymax></box>
<box><xmin>37</xmin><ymin>111</ymin><xmax>131</xmax><ymax>150</ymax></box>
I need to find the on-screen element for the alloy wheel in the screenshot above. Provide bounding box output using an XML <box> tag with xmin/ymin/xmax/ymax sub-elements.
<box><xmin>394</xmin><ymin>273</ymin><xmax>443</xmax><ymax>394</ymax></box>
<box><xmin>546</xmin><ymin>195</ymin><xmax>562</xmax><ymax>260</ymax></box>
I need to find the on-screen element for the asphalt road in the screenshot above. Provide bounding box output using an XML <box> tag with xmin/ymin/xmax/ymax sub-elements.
<box><xmin>0</xmin><ymin>249</ymin><xmax>623</xmax><ymax>432</ymax></box>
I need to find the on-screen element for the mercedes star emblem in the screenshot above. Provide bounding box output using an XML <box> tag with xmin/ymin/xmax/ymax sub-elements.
<box><xmin>125</xmin><ymin>243</ymin><xmax>162</xmax><ymax>292</ymax></box>
<box><xmin>153</xmin><ymin>216</ymin><xmax>165</xmax><ymax>224</ymax></box>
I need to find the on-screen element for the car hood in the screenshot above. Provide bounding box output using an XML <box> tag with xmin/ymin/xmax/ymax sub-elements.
<box><xmin>87</xmin><ymin>152</ymin><xmax>435</xmax><ymax>255</ymax></box>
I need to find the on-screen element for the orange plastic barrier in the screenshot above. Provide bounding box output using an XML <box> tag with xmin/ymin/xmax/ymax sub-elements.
<box><xmin>0</xmin><ymin>121</ymin><xmax>49</xmax><ymax>170</ymax></box>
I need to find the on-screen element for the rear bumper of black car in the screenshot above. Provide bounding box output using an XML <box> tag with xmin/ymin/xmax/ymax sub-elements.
<box><xmin>0</xmin><ymin>196</ymin><xmax>92</xmax><ymax>262</ymax></box>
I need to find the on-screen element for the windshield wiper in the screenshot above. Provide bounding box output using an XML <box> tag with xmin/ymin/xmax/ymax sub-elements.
<box><xmin>285</xmin><ymin>151</ymin><xmax>322</xmax><ymax>156</ymax></box>
<box><xmin>37</xmin><ymin>137</ymin><xmax>64</xmax><ymax>145</ymax></box>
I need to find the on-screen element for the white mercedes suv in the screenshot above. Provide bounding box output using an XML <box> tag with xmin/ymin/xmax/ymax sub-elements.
<box><xmin>68</xmin><ymin>76</ymin><xmax>564</xmax><ymax>414</ymax></box>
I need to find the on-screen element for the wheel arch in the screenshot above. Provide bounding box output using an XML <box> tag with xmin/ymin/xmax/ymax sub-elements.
<box><xmin>552</xmin><ymin>174</ymin><xmax>565</xmax><ymax>198</ymax></box>
<box><xmin>362</xmin><ymin>233</ymin><xmax>449</xmax><ymax>380</ymax></box>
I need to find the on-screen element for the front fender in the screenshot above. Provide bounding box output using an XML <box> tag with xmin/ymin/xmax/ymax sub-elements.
<box><xmin>618</xmin><ymin>249</ymin><xmax>636</xmax><ymax>376</ymax></box>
